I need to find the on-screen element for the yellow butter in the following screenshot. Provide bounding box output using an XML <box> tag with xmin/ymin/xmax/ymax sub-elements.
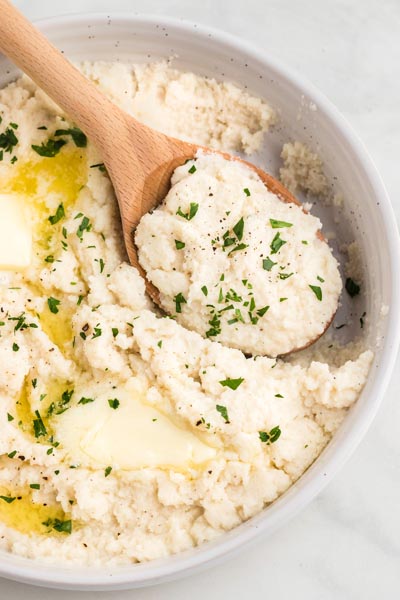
<box><xmin>0</xmin><ymin>193</ymin><xmax>31</xmax><ymax>269</ymax></box>
<box><xmin>55</xmin><ymin>384</ymin><xmax>216</xmax><ymax>471</ymax></box>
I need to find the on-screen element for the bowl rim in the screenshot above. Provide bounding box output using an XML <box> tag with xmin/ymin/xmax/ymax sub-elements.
<box><xmin>0</xmin><ymin>11</ymin><xmax>399</xmax><ymax>591</ymax></box>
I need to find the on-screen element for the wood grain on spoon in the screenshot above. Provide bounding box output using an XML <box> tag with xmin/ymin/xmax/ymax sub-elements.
<box><xmin>0</xmin><ymin>0</ymin><xmax>332</xmax><ymax>354</ymax></box>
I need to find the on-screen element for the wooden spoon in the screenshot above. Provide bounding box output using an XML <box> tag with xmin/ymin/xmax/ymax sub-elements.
<box><xmin>0</xmin><ymin>0</ymin><xmax>333</xmax><ymax>354</ymax></box>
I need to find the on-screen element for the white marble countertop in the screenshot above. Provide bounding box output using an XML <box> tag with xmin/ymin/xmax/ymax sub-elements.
<box><xmin>2</xmin><ymin>0</ymin><xmax>400</xmax><ymax>598</ymax></box>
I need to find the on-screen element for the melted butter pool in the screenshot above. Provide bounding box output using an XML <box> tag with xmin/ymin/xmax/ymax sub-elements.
<box><xmin>2</xmin><ymin>147</ymin><xmax>87</xmax><ymax>206</ymax></box>
<box><xmin>39</xmin><ymin>304</ymin><xmax>74</xmax><ymax>351</ymax></box>
<box><xmin>0</xmin><ymin>487</ymin><xmax>69</xmax><ymax>536</ymax></box>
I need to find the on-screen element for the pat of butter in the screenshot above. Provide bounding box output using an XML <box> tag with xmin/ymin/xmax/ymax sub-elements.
<box><xmin>0</xmin><ymin>194</ymin><xmax>32</xmax><ymax>270</ymax></box>
<box><xmin>55</xmin><ymin>385</ymin><xmax>215</xmax><ymax>470</ymax></box>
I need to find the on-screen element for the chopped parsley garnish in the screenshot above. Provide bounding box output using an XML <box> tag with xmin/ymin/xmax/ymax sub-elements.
<box><xmin>104</xmin><ymin>466</ymin><xmax>112</xmax><ymax>477</ymax></box>
<box><xmin>157</xmin><ymin>340</ymin><xmax>162</xmax><ymax>348</ymax></box>
<box><xmin>32</xmin><ymin>138</ymin><xmax>66</xmax><ymax>157</ymax></box>
<box><xmin>317</xmin><ymin>275</ymin><xmax>325</xmax><ymax>283</ymax></box>
<box><xmin>176</xmin><ymin>203</ymin><xmax>199</xmax><ymax>221</ymax></box>
<box><xmin>175</xmin><ymin>240</ymin><xmax>185</xmax><ymax>250</ymax></box>
<box><xmin>216</xmin><ymin>404</ymin><xmax>230</xmax><ymax>423</ymax></box>
<box><xmin>232</xmin><ymin>217</ymin><xmax>244</xmax><ymax>241</ymax></box>
<box><xmin>30</xmin><ymin>483</ymin><xmax>40</xmax><ymax>490</ymax></box>
<box><xmin>0</xmin><ymin>496</ymin><xmax>16</xmax><ymax>504</ymax></box>
<box><xmin>8</xmin><ymin>312</ymin><xmax>37</xmax><ymax>332</ymax></box>
<box><xmin>206</xmin><ymin>312</ymin><xmax>221</xmax><ymax>337</ymax></box>
<box><xmin>48</xmin><ymin>203</ymin><xmax>65</xmax><ymax>225</ymax></box>
<box><xmin>92</xmin><ymin>327</ymin><xmax>102</xmax><ymax>339</ymax></box>
<box><xmin>76</xmin><ymin>215</ymin><xmax>92</xmax><ymax>239</ymax></box>
<box><xmin>243</xmin><ymin>188</ymin><xmax>251</xmax><ymax>196</ymax></box>
<box><xmin>43</xmin><ymin>518</ymin><xmax>72</xmax><ymax>534</ymax></box>
<box><xmin>47</xmin><ymin>297</ymin><xmax>60</xmax><ymax>314</ymax></box>
<box><xmin>174</xmin><ymin>292</ymin><xmax>187</xmax><ymax>313</ymax></box>
<box><xmin>47</xmin><ymin>390</ymin><xmax>73</xmax><ymax>417</ymax></box>
<box><xmin>7</xmin><ymin>413</ymin><xmax>14</xmax><ymax>422</ymax></box>
<box><xmin>111</xmin><ymin>327</ymin><xmax>119</xmax><ymax>338</ymax></box>
<box><xmin>44</xmin><ymin>255</ymin><xmax>55</xmax><ymax>263</ymax></box>
<box><xmin>201</xmin><ymin>285</ymin><xmax>208</xmax><ymax>297</ymax></box>
<box><xmin>279</xmin><ymin>272</ymin><xmax>293</xmax><ymax>280</ymax></box>
<box><xmin>7</xmin><ymin>451</ymin><xmax>17</xmax><ymax>459</ymax></box>
<box><xmin>270</xmin><ymin>232</ymin><xmax>286</xmax><ymax>254</ymax></box>
<box><xmin>259</xmin><ymin>426</ymin><xmax>281</xmax><ymax>444</ymax></box>
<box><xmin>256</xmin><ymin>305</ymin><xmax>270</xmax><ymax>317</ymax></box>
<box><xmin>228</xmin><ymin>242</ymin><xmax>248</xmax><ymax>255</ymax></box>
<box><xmin>77</xmin><ymin>295</ymin><xmax>84</xmax><ymax>306</ymax></box>
<box><xmin>219</xmin><ymin>377</ymin><xmax>244</xmax><ymax>390</ymax></box>
<box><xmin>188</xmin><ymin>164</ymin><xmax>197</xmax><ymax>174</ymax></box>
<box><xmin>269</xmin><ymin>219</ymin><xmax>292</xmax><ymax>229</ymax></box>
<box><xmin>0</xmin><ymin>125</ymin><xmax>18</xmax><ymax>154</ymax></box>
<box><xmin>78</xmin><ymin>397</ymin><xmax>95</xmax><ymax>405</ymax></box>
<box><xmin>33</xmin><ymin>410</ymin><xmax>47</xmax><ymax>438</ymax></box>
<box><xmin>108</xmin><ymin>398</ymin><xmax>120</xmax><ymax>410</ymax></box>
<box><xmin>345</xmin><ymin>277</ymin><xmax>360</xmax><ymax>298</ymax></box>
<box><xmin>222</xmin><ymin>218</ymin><xmax>248</xmax><ymax>255</ymax></box>
<box><xmin>262</xmin><ymin>257</ymin><xmax>277</xmax><ymax>271</ymax></box>
<box><xmin>309</xmin><ymin>285</ymin><xmax>322</xmax><ymax>301</ymax></box>
<box><xmin>54</xmin><ymin>127</ymin><xmax>87</xmax><ymax>147</ymax></box>
<box><xmin>12</xmin><ymin>343</ymin><xmax>19</xmax><ymax>352</ymax></box>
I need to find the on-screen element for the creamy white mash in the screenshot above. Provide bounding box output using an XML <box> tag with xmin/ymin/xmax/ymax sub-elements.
<box><xmin>0</xmin><ymin>62</ymin><xmax>372</xmax><ymax>566</ymax></box>
<box><xmin>136</xmin><ymin>152</ymin><xmax>342</xmax><ymax>356</ymax></box>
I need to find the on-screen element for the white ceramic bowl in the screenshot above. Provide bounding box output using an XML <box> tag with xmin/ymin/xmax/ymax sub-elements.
<box><xmin>0</xmin><ymin>13</ymin><xmax>399</xmax><ymax>592</ymax></box>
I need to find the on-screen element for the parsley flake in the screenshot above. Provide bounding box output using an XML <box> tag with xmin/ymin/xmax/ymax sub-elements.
<box><xmin>259</xmin><ymin>426</ymin><xmax>281</xmax><ymax>444</ymax></box>
<box><xmin>219</xmin><ymin>377</ymin><xmax>244</xmax><ymax>390</ymax></box>
<box><xmin>108</xmin><ymin>398</ymin><xmax>120</xmax><ymax>410</ymax></box>
<box><xmin>176</xmin><ymin>203</ymin><xmax>199</xmax><ymax>221</ymax></box>
<box><xmin>32</xmin><ymin>138</ymin><xmax>66</xmax><ymax>157</ymax></box>
<box><xmin>0</xmin><ymin>496</ymin><xmax>15</xmax><ymax>504</ymax></box>
<box><xmin>48</xmin><ymin>203</ymin><xmax>65</xmax><ymax>225</ymax></box>
<box><xmin>78</xmin><ymin>397</ymin><xmax>95</xmax><ymax>405</ymax></box>
<box><xmin>54</xmin><ymin>127</ymin><xmax>87</xmax><ymax>147</ymax></box>
<box><xmin>270</xmin><ymin>219</ymin><xmax>293</xmax><ymax>229</ymax></box>
<box><xmin>47</xmin><ymin>297</ymin><xmax>60</xmax><ymax>314</ymax></box>
<box><xmin>0</xmin><ymin>126</ymin><xmax>18</xmax><ymax>154</ymax></box>
<box><xmin>232</xmin><ymin>217</ymin><xmax>244</xmax><ymax>241</ymax></box>
<box><xmin>309</xmin><ymin>285</ymin><xmax>322</xmax><ymax>301</ymax></box>
<box><xmin>270</xmin><ymin>232</ymin><xmax>286</xmax><ymax>254</ymax></box>
<box><xmin>345</xmin><ymin>278</ymin><xmax>360</xmax><ymax>298</ymax></box>
<box><xmin>216</xmin><ymin>404</ymin><xmax>230</xmax><ymax>423</ymax></box>
<box><xmin>262</xmin><ymin>257</ymin><xmax>277</xmax><ymax>271</ymax></box>
<box><xmin>33</xmin><ymin>410</ymin><xmax>47</xmax><ymax>438</ymax></box>
<box><xmin>174</xmin><ymin>292</ymin><xmax>187</xmax><ymax>313</ymax></box>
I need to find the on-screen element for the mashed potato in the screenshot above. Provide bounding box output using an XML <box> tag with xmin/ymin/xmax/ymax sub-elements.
<box><xmin>136</xmin><ymin>152</ymin><xmax>342</xmax><ymax>356</ymax></box>
<box><xmin>0</xmin><ymin>62</ymin><xmax>372</xmax><ymax>565</ymax></box>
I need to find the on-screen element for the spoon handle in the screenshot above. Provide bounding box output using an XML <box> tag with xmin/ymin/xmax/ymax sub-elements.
<box><xmin>0</xmin><ymin>0</ymin><xmax>122</xmax><ymax>145</ymax></box>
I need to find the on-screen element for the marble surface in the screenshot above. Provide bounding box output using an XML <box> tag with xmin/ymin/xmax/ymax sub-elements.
<box><xmin>1</xmin><ymin>0</ymin><xmax>400</xmax><ymax>598</ymax></box>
